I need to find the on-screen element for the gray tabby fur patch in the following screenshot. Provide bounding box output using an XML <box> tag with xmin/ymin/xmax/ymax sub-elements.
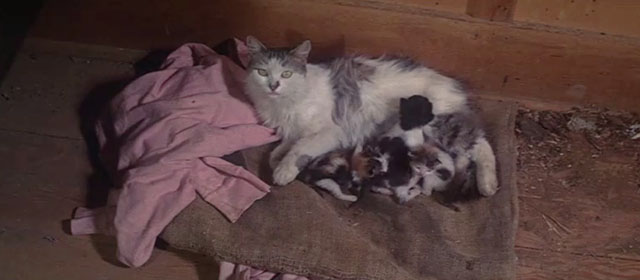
<box><xmin>378</xmin><ymin>55</ymin><xmax>423</xmax><ymax>71</ymax></box>
<box><xmin>326</xmin><ymin>57</ymin><xmax>375</xmax><ymax>125</ymax></box>
<box><xmin>249</xmin><ymin>48</ymin><xmax>307</xmax><ymax>74</ymax></box>
<box><xmin>428</xmin><ymin>112</ymin><xmax>484</xmax><ymax>151</ymax></box>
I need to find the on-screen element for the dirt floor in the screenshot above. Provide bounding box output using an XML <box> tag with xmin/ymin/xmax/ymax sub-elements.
<box><xmin>515</xmin><ymin>107</ymin><xmax>640</xmax><ymax>279</ymax></box>
<box><xmin>1</xmin><ymin>39</ymin><xmax>639</xmax><ymax>279</ymax></box>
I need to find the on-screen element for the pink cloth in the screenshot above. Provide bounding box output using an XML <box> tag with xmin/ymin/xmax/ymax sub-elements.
<box><xmin>219</xmin><ymin>262</ymin><xmax>310</xmax><ymax>280</ymax></box>
<box><xmin>70</xmin><ymin>42</ymin><xmax>279</xmax><ymax>267</ymax></box>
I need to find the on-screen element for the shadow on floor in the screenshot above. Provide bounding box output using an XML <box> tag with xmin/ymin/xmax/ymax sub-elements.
<box><xmin>0</xmin><ymin>1</ymin><xmax>45</xmax><ymax>87</ymax></box>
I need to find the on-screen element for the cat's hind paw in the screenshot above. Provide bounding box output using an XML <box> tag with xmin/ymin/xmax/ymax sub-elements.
<box><xmin>477</xmin><ymin>173</ymin><xmax>499</xmax><ymax>197</ymax></box>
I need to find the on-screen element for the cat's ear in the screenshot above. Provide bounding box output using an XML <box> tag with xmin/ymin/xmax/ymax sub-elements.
<box><xmin>246</xmin><ymin>36</ymin><xmax>266</xmax><ymax>54</ymax></box>
<box><xmin>290</xmin><ymin>40</ymin><xmax>312</xmax><ymax>60</ymax></box>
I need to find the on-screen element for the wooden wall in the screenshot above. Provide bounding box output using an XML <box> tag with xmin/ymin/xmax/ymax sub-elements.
<box><xmin>28</xmin><ymin>0</ymin><xmax>640</xmax><ymax>111</ymax></box>
<box><xmin>515</xmin><ymin>0</ymin><xmax>640</xmax><ymax>38</ymax></box>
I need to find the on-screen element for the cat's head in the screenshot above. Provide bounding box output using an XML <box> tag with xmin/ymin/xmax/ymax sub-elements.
<box><xmin>245</xmin><ymin>36</ymin><xmax>311</xmax><ymax>98</ymax></box>
<box><xmin>399</xmin><ymin>95</ymin><xmax>434</xmax><ymax>130</ymax></box>
<box><xmin>352</xmin><ymin>143</ymin><xmax>390</xmax><ymax>179</ymax></box>
<box><xmin>408</xmin><ymin>145</ymin><xmax>452</xmax><ymax>181</ymax></box>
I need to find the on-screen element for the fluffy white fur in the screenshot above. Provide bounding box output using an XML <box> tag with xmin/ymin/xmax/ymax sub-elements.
<box><xmin>244</xmin><ymin>37</ymin><xmax>472</xmax><ymax>187</ymax></box>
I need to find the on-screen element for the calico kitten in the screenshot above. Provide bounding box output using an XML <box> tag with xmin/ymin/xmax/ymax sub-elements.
<box><xmin>297</xmin><ymin>144</ymin><xmax>388</xmax><ymax>202</ymax></box>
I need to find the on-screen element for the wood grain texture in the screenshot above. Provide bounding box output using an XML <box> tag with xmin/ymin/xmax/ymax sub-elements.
<box><xmin>466</xmin><ymin>0</ymin><xmax>517</xmax><ymax>21</ymax></box>
<box><xmin>515</xmin><ymin>0</ymin><xmax>640</xmax><ymax>37</ymax></box>
<box><xmin>517</xmin><ymin>247</ymin><xmax>640</xmax><ymax>280</ymax></box>
<box><xmin>376</xmin><ymin>0</ymin><xmax>468</xmax><ymax>14</ymax></box>
<box><xmin>516</xmin><ymin>112</ymin><xmax>640</xmax><ymax>280</ymax></box>
<box><xmin>0</xmin><ymin>131</ymin><xmax>219</xmax><ymax>280</ymax></box>
<box><xmin>29</xmin><ymin>0</ymin><xmax>640</xmax><ymax>111</ymax></box>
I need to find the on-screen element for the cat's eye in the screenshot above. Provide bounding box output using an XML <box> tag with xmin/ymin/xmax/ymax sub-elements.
<box><xmin>281</xmin><ymin>71</ymin><xmax>293</xmax><ymax>78</ymax></box>
<box><xmin>256</xmin><ymin>69</ymin><xmax>268</xmax><ymax>77</ymax></box>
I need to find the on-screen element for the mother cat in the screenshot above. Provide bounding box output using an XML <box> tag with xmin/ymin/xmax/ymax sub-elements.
<box><xmin>243</xmin><ymin>36</ymin><xmax>497</xmax><ymax>197</ymax></box>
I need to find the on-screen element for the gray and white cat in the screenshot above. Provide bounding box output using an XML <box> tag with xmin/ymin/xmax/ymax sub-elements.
<box><xmin>243</xmin><ymin>36</ymin><xmax>496</xmax><ymax>197</ymax></box>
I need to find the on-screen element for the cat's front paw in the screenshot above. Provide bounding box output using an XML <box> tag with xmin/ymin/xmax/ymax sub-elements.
<box><xmin>477</xmin><ymin>173</ymin><xmax>499</xmax><ymax>196</ymax></box>
<box><xmin>273</xmin><ymin>162</ymin><xmax>300</xmax><ymax>186</ymax></box>
<box><xmin>395</xmin><ymin>187</ymin><xmax>421</xmax><ymax>204</ymax></box>
<box><xmin>269</xmin><ymin>153</ymin><xmax>281</xmax><ymax>169</ymax></box>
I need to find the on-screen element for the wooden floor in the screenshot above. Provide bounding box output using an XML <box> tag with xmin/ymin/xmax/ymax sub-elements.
<box><xmin>0</xmin><ymin>38</ymin><xmax>639</xmax><ymax>279</ymax></box>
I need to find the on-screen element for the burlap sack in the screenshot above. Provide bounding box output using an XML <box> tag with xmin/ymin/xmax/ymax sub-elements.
<box><xmin>162</xmin><ymin>99</ymin><xmax>518</xmax><ymax>280</ymax></box>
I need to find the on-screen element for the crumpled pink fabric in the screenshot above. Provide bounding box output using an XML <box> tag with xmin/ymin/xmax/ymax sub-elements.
<box><xmin>70</xmin><ymin>41</ymin><xmax>279</xmax><ymax>267</ymax></box>
<box><xmin>219</xmin><ymin>262</ymin><xmax>309</xmax><ymax>280</ymax></box>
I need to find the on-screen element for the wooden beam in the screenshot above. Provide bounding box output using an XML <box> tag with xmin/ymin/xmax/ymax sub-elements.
<box><xmin>29</xmin><ymin>0</ymin><xmax>640</xmax><ymax>111</ymax></box>
<box><xmin>466</xmin><ymin>0</ymin><xmax>517</xmax><ymax>22</ymax></box>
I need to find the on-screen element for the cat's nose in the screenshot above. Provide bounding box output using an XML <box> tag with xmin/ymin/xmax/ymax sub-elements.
<box><xmin>269</xmin><ymin>81</ymin><xmax>280</xmax><ymax>91</ymax></box>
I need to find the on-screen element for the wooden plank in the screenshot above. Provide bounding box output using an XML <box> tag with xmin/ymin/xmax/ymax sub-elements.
<box><xmin>517</xmin><ymin>247</ymin><xmax>640</xmax><ymax>280</ymax></box>
<box><xmin>466</xmin><ymin>0</ymin><xmax>517</xmax><ymax>22</ymax></box>
<box><xmin>28</xmin><ymin>0</ymin><xmax>640</xmax><ymax>111</ymax></box>
<box><xmin>516</xmin><ymin>131</ymin><xmax>640</xmax><ymax>257</ymax></box>
<box><xmin>376</xmin><ymin>0</ymin><xmax>468</xmax><ymax>14</ymax></box>
<box><xmin>514</xmin><ymin>0</ymin><xmax>640</xmax><ymax>37</ymax></box>
<box><xmin>0</xmin><ymin>39</ymin><xmax>139</xmax><ymax>139</ymax></box>
<box><xmin>0</xmin><ymin>130</ymin><xmax>219</xmax><ymax>280</ymax></box>
<box><xmin>516</xmin><ymin>111</ymin><xmax>640</xmax><ymax>279</ymax></box>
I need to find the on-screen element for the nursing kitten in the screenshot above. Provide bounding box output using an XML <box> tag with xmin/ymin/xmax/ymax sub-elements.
<box><xmin>243</xmin><ymin>36</ymin><xmax>475</xmax><ymax>189</ymax></box>
<box><xmin>365</xmin><ymin>137</ymin><xmax>421</xmax><ymax>204</ymax></box>
<box><xmin>297</xmin><ymin>144</ymin><xmax>388</xmax><ymax>202</ymax></box>
<box><xmin>381</xmin><ymin>95</ymin><xmax>496</xmax><ymax>203</ymax></box>
<box><xmin>375</xmin><ymin>95</ymin><xmax>454</xmax><ymax>203</ymax></box>
<box><xmin>422</xmin><ymin>108</ymin><xmax>497</xmax><ymax>197</ymax></box>
<box><xmin>384</xmin><ymin>95</ymin><xmax>434</xmax><ymax>149</ymax></box>
<box><xmin>400</xmin><ymin>95</ymin><xmax>498</xmax><ymax>202</ymax></box>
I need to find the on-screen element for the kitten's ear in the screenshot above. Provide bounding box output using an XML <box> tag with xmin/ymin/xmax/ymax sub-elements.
<box><xmin>290</xmin><ymin>40</ymin><xmax>312</xmax><ymax>60</ymax></box>
<box><xmin>246</xmin><ymin>36</ymin><xmax>266</xmax><ymax>54</ymax></box>
<box><xmin>400</xmin><ymin>98</ymin><xmax>407</xmax><ymax>106</ymax></box>
<box><xmin>354</xmin><ymin>144</ymin><xmax>363</xmax><ymax>154</ymax></box>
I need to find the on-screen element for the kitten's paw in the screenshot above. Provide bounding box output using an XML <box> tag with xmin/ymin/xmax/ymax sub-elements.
<box><xmin>421</xmin><ymin>187</ymin><xmax>433</xmax><ymax>196</ymax></box>
<box><xmin>477</xmin><ymin>173</ymin><xmax>499</xmax><ymax>197</ymax></box>
<box><xmin>273</xmin><ymin>162</ymin><xmax>300</xmax><ymax>186</ymax></box>
<box><xmin>395</xmin><ymin>187</ymin><xmax>421</xmax><ymax>204</ymax></box>
<box><xmin>372</xmin><ymin>187</ymin><xmax>393</xmax><ymax>196</ymax></box>
<box><xmin>339</xmin><ymin>195</ymin><xmax>358</xmax><ymax>202</ymax></box>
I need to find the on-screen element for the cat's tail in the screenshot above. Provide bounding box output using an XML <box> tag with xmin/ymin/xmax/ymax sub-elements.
<box><xmin>470</xmin><ymin>137</ymin><xmax>499</xmax><ymax>196</ymax></box>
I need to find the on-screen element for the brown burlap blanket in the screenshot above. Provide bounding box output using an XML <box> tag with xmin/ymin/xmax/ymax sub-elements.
<box><xmin>161</xmin><ymin>99</ymin><xmax>518</xmax><ymax>280</ymax></box>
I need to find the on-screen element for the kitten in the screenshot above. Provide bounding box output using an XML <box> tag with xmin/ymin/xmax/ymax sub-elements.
<box><xmin>297</xmin><ymin>144</ymin><xmax>388</xmax><ymax>202</ymax></box>
<box><xmin>422</xmin><ymin>109</ymin><xmax>498</xmax><ymax>197</ymax></box>
<box><xmin>374</xmin><ymin>95</ymin><xmax>453</xmax><ymax>203</ymax></box>
<box><xmin>384</xmin><ymin>95</ymin><xmax>435</xmax><ymax>149</ymax></box>
<box><xmin>364</xmin><ymin>137</ymin><xmax>424</xmax><ymax>204</ymax></box>
<box><xmin>391</xmin><ymin>95</ymin><xmax>498</xmax><ymax>204</ymax></box>
<box><xmin>243</xmin><ymin>36</ymin><xmax>472</xmax><ymax>188</ymax></box>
